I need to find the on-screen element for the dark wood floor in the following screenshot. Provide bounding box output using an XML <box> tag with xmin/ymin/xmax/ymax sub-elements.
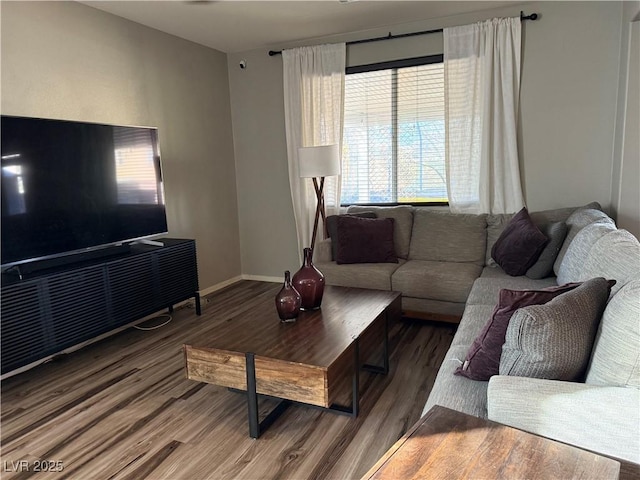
<box><xmin>1</xmin><ymin>281</ymin><xmax>454</xmax><ymax>480</ymax></box>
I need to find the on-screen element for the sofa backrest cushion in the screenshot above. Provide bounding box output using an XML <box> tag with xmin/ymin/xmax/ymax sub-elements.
<box><xmin>579</xmin><ymin>229</ymin><xmax>640</xmax><ymax>296</ymax></box>
<box><xmin>529</xmin><ymin>202</ymin><xmax>601</xmax><ymax>225</ymax></box>
<box><xmin>409</xmin><ymin>209</ymin><xmax>487</xmax><ymax>264</ymax></box>
<box><xmin>525</xmin><ymin>222</ymin><xmax>568</xmax><ymax>279</ymax></box>
<box><xmin>586</xmin><ymin>280</ymin><xmax>640</xmax><ymax>388</ymax></box>
<box><xmin>486</xmin><ymin>214</ymin><xmax>514</xmax><ymax>266</ymax></box>
<box><xmin>553</xmin><ymin>208</ymin><xmax>614</xmax><ymax>275</ymax></box>
<box><xmin>347</xmin><ymin>205</ymin><xmax>413</xmax><ymax>259</ymax></box>
<box><xmin>485</xmin><ymin>202</ymin><xmax>601</xmax><ymax>267</ymax></box>
<box><xmin>556</xmin><ymin>222</ymin><xmax>617</xmax><ymax>285</ymax></box>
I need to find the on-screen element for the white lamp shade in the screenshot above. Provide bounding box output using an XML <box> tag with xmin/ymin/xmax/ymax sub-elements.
<box><xmin>298</xmin><ymin>144</ymin><xmax>341</xmax><ymax>178</ymax></box>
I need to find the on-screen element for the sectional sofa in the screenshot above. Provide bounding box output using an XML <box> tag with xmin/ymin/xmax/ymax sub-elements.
<box><xmin>315</xmin><ymin>204</ymin><xmax>640</xmax><ymax>471</ymax></box>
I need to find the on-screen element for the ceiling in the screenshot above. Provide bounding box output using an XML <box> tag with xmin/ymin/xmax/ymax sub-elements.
<box><xmin>80</xmin><ymin>1</ymin><xmax>523</xmax><ymax>53</ymax></box>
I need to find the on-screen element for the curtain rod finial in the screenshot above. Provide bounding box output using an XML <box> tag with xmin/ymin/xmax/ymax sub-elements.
<box><xmin>520</xmin><ymin>11</ymin><xmax>539</xmax><ymax>21</ymax></box>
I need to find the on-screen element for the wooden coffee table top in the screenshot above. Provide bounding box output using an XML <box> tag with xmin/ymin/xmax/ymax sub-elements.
<box><xmin>362</xmin><ymin>405</ymin><xmax>620</xmax><ymax>479</ymax></box>
<box><xmin>187</xmin><ymin>285</ymin><xmax>401</xmax><ymax>367</ymax></box>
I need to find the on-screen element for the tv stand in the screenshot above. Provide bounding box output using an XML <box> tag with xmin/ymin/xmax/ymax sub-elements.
<box><xmin>1</xmin><ymin>238</ymin><xmax>199</xmax><ymax>375</ymax></box>
<box><xmin>3</xmin><ymin>244</ymin><xmax>133</xmax><ymax>279</ymax></box>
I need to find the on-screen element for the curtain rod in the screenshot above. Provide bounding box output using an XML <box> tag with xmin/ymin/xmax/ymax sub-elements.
<box><xmin>268</xmin><ymin>11</ymin><xmax>538</xmax><ymax>56</ymax></box>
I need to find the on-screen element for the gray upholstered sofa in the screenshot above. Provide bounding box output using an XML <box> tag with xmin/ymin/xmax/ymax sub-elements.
<box><xmin>316</xmin><ymin>205</ymin><xmax>489</xmax><ymax>322</ymax></box>
<box><xmin>316</xmin><ymin>204</ymin><xmax>640</xmax><ymax>469</ymax></box>
<box><xmin>316</xmin><ymin>203</ymin><xmax>602</xmax><ymax>322</ymax></box>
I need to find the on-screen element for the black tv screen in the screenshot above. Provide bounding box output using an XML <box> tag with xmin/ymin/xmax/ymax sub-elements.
<box><xmin>1</xmin><ymin>115</ymin><xmax>168</xmax><ymax>267</ymax></box>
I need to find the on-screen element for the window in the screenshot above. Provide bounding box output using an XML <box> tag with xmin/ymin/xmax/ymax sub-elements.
<box><xmin>341</xmin><ymin>55</ymin><xmax>446</xmax><ymax>205</ymax></box>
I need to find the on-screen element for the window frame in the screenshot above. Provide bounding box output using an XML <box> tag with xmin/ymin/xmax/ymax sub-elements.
<box><xmin>341</xmin><ymin>54</ymin><xmax>448</xmax><ymax>208</ymax></box>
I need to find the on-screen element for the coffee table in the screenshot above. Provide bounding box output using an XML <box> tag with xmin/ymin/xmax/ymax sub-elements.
<box><xmin>184</xmin><ymin>285</ymin><xmax>402</xmax><ymax>438</ymax></box>
<box><xmin>361</xmin><ymin>405</ymin><xmax>621</xmax><ymax>479</ymax></box>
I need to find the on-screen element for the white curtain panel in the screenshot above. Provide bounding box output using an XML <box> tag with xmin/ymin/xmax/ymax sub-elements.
<box><xmin>444</xmin><ymin>17</ymin><xmax>525</xmax><ymax>214</ymax></box>
<box><xmin>283</xmin><ymin>43</ymin><xmax>346</xmax><ymax>258</ymax></box>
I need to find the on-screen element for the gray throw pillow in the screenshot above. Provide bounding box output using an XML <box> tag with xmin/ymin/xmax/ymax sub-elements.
<box><xmin>499</xmin><ymin>277</ymin><xmax>615</xmax><ymax>381</ymax></box>
<box><xmin>526</xmin><ymin>222</ymin><xmax>568</xmax><ymax>279</ymax></box>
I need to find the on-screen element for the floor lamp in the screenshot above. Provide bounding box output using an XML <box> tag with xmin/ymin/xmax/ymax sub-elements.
<box><xmin>298</xmin><ymin>144</ymin><xmax>341</xmax><ymax>253</ymax></box>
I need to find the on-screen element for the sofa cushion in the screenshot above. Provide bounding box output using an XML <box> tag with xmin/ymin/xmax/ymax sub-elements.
<box><xmin>326</xmin><ymin>212</ymin><xmax>376</xmax><ymax>260</ymax></box>
<box><xmin>409</xmin><ymin>210</ymin><xmax>487</xmax><ymax>265</ymax></box>
<box><xmin>485</xmin><ymin>202</ymin><xmax>601</xmax><ymax>267</ymax></box>
<box><xmin>347</xmin><ymin>205</ymin><xmax>413</xmax><ymax>259</ymax></box>
<box><xmin>467</xmin><ymin>274</ymin><xmax>557</xmax><ymax>306</ymax></box>
<box><xmin>556</xmin><ymin>222</ymin><xmax>617</xmax><ymax>285</ymax></box>
<box><xmin>529</xmin><ymin>202</ymin><xmax>601</xmax><ymax>226</ymax></box>
<box><xmin>422</xmin><ymin>345</ymin><xmax>490</xmax><ymax>419</ymax></box>
<box><xmin>553</xmin><ymin>208</ymin><xmax>614</xmax><ymax>275</ymax></box>
<box><xmin>491</xmin><ymin>208</ymin><xmax>548</xmax><ymax>276</ymax></box>
<box><xmin>579</xmin><ymin>229</ymin><xmax>640</xmax><ymax>296</ymax></box>
<box><xmin>450</xmin><ymin>305</ymin><xmax>497</xmax><ymax>347</ymax></box>
<box><xmin>316</xmin><ymin>259</ymin><xmax>405</xmax><ymax>291</ymax></box>
<box><xmin>586</xmin><ymin>280</ymin><xmax>640</xmax><ymax>388</ymax></box>
<box><xmin>500</xmin><ymin>278</ymin><xmax>614</xmax><ymax>381</ymax></box>
<box><xmin>488</xmin><ymin>376</ymin><xmax>640</xmax><ymax>464</ymax></box>
<box><xmin>392</xmin><ymin>260</ymin><xmax>482</xmax><ymax>304</ymax></box>
<box><xmin>456</xmin><ymin>283</ymin><xmax>581</xmax><ymax>381</ymax></box>
<box><xmin>485</xmin><ymin>214</ymin><xmax>514</xmax><ymax>267</ymax></box>
<box><xmin>525</xmin><ymin>222</ymin><xmax>568</xmax><ymax>279</ymax></box>
<box><xmin>401</xmin><ymin>297</ymin><xmax>467</xmax><ymax>318</ymax></box>
<box><xmin>335</xmin><ymin>216</ymin><xmax>398</xmax><ymax>264</ymax></box>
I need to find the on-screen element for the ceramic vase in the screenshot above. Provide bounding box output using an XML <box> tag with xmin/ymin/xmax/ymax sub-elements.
<box><xmin>292</xmin><ymin>247</ymin><xmax>325</xmax><ymax>310</ymax></box>
<box><xmin>275</xmin><ymin>270</ymin><xmax>301</xmax><ymax>322</ymax></box>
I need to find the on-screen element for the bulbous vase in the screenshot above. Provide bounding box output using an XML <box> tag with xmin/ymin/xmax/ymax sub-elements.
<box><xmin>275</xmin><ymin>270</ymin><xmax>301</xmax><ymax>322</ymax></box>
<box><xmin>292</xmin><ymin>247</ymin><xmax>325</xmax><ymax>311</ymax></box>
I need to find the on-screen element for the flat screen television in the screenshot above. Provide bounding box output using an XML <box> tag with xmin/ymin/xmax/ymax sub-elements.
<box><xmin>1</xmin><ymin>115</ymin><xmax>168</xmax><ymax>268</ymax></box>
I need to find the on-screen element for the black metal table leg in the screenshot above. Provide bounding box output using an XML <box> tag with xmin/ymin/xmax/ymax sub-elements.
<box><xmin>352</xmin><ymin>339</ymin><xmax>360</xmax><ymax>417</ymax></box>
<box><xmin>363</xmin><ymin>315</ymin><xmax>390</xmax><ymax>375</ymax></box>
<box><xmin>234</xmin><ymin>321</ymin><xmax>388</xmax><ymax>438</ymax></box>
<box><xmin>245</xmin><ymin>352</ymin><xmax>260</xmax><ymax>438</ymax></box>
<box><xmin>194</xmin><ymin>293</ymin><xmax>202</xmax><ymax>315</ymax></box>
<box><xmin>327</xmin><ymin>339</ymin><xmax>360</xmax><ymax>417</ymax></box>
<box><xmin>244</xmin><ymin>352</ymin><xmax>291</xmax><ymax>439</ymax></box>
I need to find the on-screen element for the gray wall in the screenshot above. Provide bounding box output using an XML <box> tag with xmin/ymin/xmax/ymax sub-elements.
<box><xmin>611</xmin><ymin>2</ymin><xmax>640</xmax><ymax>238</ymax></box>
<box><xmin>2</xmin><ymin>1</ymin><xmax>633</xmax><ymax>285</ymax></box>
<box><xmin>229</xmin><ymin>1</ymin><xmax>627</xmax><ymax>278</ymax></box>
<box><xmin>1</xmin><ymin>1</ymin><xmax>242</xmax><ymax>291</ymax></box>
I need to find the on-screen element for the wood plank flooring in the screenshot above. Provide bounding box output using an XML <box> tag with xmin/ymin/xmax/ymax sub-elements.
<box><xmin>1</xmin><ymin>281</ymin><xmax>455</xmax><ymax>480</ymax></box>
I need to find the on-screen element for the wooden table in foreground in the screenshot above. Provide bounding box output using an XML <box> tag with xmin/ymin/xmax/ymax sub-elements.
<box><xmin>184</xmin><ymin>285</ymin><xmax>402</xmax><ymax>438</ymax></box>
<box><xmin>362</xmin><ymin>405</ymin><xmax>620</xmax><ymax>479</ymax></box>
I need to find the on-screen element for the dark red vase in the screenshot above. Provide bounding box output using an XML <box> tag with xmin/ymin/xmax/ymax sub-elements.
<box><xmin>275</xmin><ymin>270</ymin><xmax>301</xmax><ymax>322</ymax></box>
<box><xmin>292</xmin><ymin>247</ymin><xmax>325</xmax><ymax>310</ymax></box>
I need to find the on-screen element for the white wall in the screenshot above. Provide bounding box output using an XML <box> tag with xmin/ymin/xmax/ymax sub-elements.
<box><xmin>228</xmin><ymin>1</ymin><xmax>626</xmax><ymax>278</ymax></box>
<box><xmin>1</xmin><ymin>1</ymin><xmax>242</xmax><ymax>290</ymax></box>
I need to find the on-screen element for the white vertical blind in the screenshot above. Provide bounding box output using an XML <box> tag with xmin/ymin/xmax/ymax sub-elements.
<box><xmin>341</xmin><ymin>61</ymin><xmax>446</xmax><ymax>204</ymax></box>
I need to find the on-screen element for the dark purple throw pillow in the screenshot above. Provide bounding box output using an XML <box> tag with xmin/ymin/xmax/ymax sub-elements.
<box><xmin>454</xmin><ymin>282</ymin><xmax>582</xmax><ymax>381</ymax></box>
<box><xmin>491</xmin><ymin>207</ymin><xmax>549</xmax><ymax>276</ymax></box>
<box><xmin>335</xmin><ymin>216</ymin><xmax>398</xmax><ymax>264</ymax></box>
<box><xmin>326</xmin><ymin>212</ymin><xmax>376</xmax><ymax>261</ymax></box>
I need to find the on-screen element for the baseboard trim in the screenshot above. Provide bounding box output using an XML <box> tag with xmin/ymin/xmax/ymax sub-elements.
<box><xmin>198</xmin><ymin>275</ymin><xmax>244</xmax><ymax>297</ymax></box>
<box><xmin>241</xmin><ymin>274</ymin><xmax>282</xmax><ymax>283</ymax></box>
<box><xmin>196</xmin><ymin>275</ymin><xmax>281</xmax><ymax>299</ymax></box>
